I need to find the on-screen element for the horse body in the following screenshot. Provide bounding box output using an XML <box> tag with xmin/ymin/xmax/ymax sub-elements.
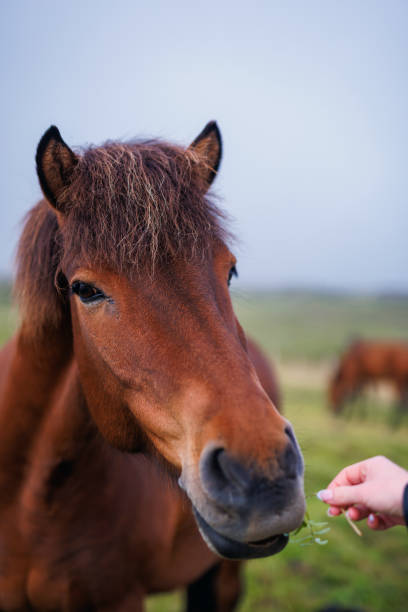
<box><xmin>0</xmin><ymin>332</ymin><xmax>214</xmax><ymax>610</ymax></box>
<box><xmin>329</xmin><ymin>339</ymin><xmax>408</xmax><ymax>413</ymax></box>
<box><xmin>0</xmin><ymin>122</ymin><xmax>304</xmax><ymax>610</ymax></box>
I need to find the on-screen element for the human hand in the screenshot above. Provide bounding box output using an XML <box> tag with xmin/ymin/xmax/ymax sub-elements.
<box><xmin>317</xmin><ymin>456</ymin><xmax>408</xmax><ymax>530</ymax></box>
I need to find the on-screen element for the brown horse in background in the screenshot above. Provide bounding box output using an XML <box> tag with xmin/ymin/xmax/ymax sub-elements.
<box><xmin>0</xmin><ymin>122</ymin><xmax>303</xmax><ymax>611</ymax></box>
<box><xmin>329</xmin><ymin>339</ymin><xmax>408</xmax><ymax>419</ymax></box>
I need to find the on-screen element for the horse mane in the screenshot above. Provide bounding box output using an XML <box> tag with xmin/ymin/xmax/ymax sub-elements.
<box><xmin>15</xmin><ymin>201</ymin><xmax>67</xmax><ymax>335</ymax></box>
<box><xmin>15</xmin><ymin>139</ymin><xmax>229</xmax><ymax>336</ymax></box>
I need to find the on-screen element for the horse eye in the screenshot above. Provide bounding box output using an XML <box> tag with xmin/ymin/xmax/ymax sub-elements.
<box><xmin>71</xmin><ymin>281</ymin><xmax>105</xmax><ymax>304</ymax></box>
<box><xmin>228</xmin><ymin>265</ymin><xmax>238</xmax><ymax>287</ymax></box>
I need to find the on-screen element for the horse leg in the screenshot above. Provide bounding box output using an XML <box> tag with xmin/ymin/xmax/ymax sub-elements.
<box><xmin>390</xmin><ymin>385</ymin><xmax>408</xmax><ymax>429</ymax></box>
<box><xmin>342</xmin><ymin>397</ymin><xmax>352</xmax><ymax>420</ymax></box>
<box><xmin>343</xmin><ymin>391</ymin><xmax>357</xmax><ymax>420</ymax></box>
<box><xmin>186</xmin><ymin>560</ymin><xmax>242</xmax><ymax>612</ymax></box>
<box><xmin>390</xmin><ymin>399</ymin><xmax>403</xmax><ymax>428</ymax></box>
<box><xmin>346</xmin><ymin>387</ymin><xmax>363</xmax><ymax>420</ymax></box>
<box><xmin>214</xmin><ymin>560</ymin><xmax>242</xmax><ymax>612</ymax></box>
<box><xmin>357</xmin><ymin>389</ymin><xmax>368</xmax><ymax>420</ymax></box>
<box><xmin>99</xmin><ymin>589</ymin><xmax>145</xmax><ymax>612</ymax></box>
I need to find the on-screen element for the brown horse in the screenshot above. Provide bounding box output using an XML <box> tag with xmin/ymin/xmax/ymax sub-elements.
<box><xmin>0</xmin><ymin>122</ymin><xmax>304</xmax><ymax>611</ymax></box>
<box><xmin>329</xmin><ymin>339</ymin><xmax>408</xmax><ymax>416</ymax></box>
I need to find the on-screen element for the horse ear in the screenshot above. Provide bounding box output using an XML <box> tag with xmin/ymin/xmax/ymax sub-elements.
<box><xmin>188</xmin><ymin>121</ymin><xmax>222</xmax><ymax>190</ymax></box>
<box><xmin>36</xmin><ymin>126</ymin><xmax>78</xmax><ymax>212</ymax></box>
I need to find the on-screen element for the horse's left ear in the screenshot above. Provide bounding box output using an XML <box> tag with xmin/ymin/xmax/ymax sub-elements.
<box><xmin>36</xmin><ymin>125</ymin><xmax>79</xmax><ymax>212</ymax></box>
<box><xmin>188</xmin><ymin>121</ymin><xmax>222</xmax><ymax>190</ymax></box>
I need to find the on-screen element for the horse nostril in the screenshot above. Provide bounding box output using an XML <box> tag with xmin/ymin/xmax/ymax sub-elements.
<box><xmin>281</xmin><ymin>427</ymin><xmax>303</xmax><ymax>479</ymax></box>
<box><xmin>284</xmin><ymin>425</ymin><xmax>296</xmax><ymax>445</ymax></box>
<box><xmin>199</xmin><ymin>441</ymin><xmax>303</xmax><ymax>516</ymax></box>
<box><xmin>217</xmin><ymin>450</ymin><xmax>252</xmax><ymax>491</ymax></box>
<box><xmin>200</xmin><ymin>447</ymin><xmax>252</xmax><ymax>500</ymax></box>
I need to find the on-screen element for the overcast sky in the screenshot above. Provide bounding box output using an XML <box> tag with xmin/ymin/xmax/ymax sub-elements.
<box><xmin>1</xmin><ymin>0</ymin><xmax>407</xmax><ymax>291</ymax></box>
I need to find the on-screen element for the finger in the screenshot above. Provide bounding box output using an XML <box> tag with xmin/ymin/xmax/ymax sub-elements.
<box><xmin>326</xmin><ymin>461</ymin><xmax>368</xmax><ymax>489</ymax></box>
<box><xmin>367</xmin><ymin>513</ymin><xmax>380</xmax><ymax>529</ymax></box>
<box><xmin>327</xmin><ymin>506</ymin><xmax>342</xmax><ymax>516</ymax></box>
<box><xmin>347</xmin><ymin>504</ymin><xmax>370</xmax><ymax>521</ymax></box>
<box><xmin>367</xmin><ymin>513</ymin><xmax>391</xmax><ymax>531</ymax></box>
<box><xmin>372</xmin><ymin>513</ymin><xmax>402</xmax><ymax>530</ymax></box>
<box><xmin>317</xmin><ymin>484</ymin><xmax>366</xmax><ymax>507</ymax></box>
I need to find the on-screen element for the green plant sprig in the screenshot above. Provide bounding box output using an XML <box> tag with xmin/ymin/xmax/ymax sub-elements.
<box><xmin>289</xmin><ymin>490</ymin><xmax>364</xmax><ymax>545</ymax></box>
<box><xmin>289</xmin><ymin>508</ymin><xmax>330</xmax><ymax>546</ymax></box>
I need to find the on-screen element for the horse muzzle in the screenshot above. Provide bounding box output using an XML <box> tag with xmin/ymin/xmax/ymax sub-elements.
<box><xmin>180</xmin><ymin>426</ymin><xmax>305</xmax><ymax>560</ymax></box>
<box><xmin>192</xmin><ymin>507</ymin><xmax>290</xmax><ymax>559</ymax></box>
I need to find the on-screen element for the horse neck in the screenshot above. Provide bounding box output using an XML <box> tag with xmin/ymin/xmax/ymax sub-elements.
<box><xmin>0</xmin><ymin>323</ymin><xmax>75</xmax><ymax>495</ymax></box>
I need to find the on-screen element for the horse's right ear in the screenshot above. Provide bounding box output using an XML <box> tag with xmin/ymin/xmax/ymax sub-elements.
<box><xmin>36</xmin><ymin>126</ymin><xmax>78</xmax><ymax>211</ymax></box>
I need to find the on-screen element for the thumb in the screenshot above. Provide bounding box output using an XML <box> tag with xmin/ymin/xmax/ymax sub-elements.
<box><xmin>317</xmin><ymin>484</ymin><xmax>366</xmax><ymax>507</ymax></box>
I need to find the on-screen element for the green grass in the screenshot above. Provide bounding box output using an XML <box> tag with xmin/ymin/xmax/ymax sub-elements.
<box><xmin>0</xmin><ymin>283</ymin><xmax>17</xmax><ymax>345</ymax></box>
<box><xmin>1</xmin><ymin>287</ymin><xmax>408</xmax><ymax>610</ymax></box>
<box><xmin>232</xmin><ymin>291</ymin><xmax>408</xmax><ymax>362</ymax></box>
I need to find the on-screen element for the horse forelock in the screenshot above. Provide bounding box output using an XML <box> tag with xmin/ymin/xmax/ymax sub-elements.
<box><xmin>59</xmin><ymin>140</ymin><xmax>229</xmax><ymax>273</ymax></box>
<box><xmin>15</xmin><ymin>139</ymin><xmax>231</xmax><ymax>336</ymax></box>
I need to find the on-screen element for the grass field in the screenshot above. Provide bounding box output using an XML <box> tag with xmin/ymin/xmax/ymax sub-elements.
<box><xmin>1</xmin><ymin>285</ymin><xmax>408</xmax><ymax>611</ymax></box>
<box><xmin>232</xmin><ymin>290</ymin><xmax>408</xmax><ymax>363</ymax></box>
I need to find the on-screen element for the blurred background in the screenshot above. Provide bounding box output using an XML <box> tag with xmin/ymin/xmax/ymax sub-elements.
<box><xmin>1</xmin><ymin>1</ymin><xmax>407</xmax><ymax>610</ymax></box>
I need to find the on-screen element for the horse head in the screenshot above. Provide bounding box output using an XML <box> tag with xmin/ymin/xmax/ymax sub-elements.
<box><xmin>33</xmin><ymin>122</ymin><xmax>305</xmax><ymax>559</ymax></box>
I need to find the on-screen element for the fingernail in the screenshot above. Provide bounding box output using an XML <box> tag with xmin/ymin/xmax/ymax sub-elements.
<box><xmin>316</xmin><ymin>489</ymin><xmax>333</xmax><ymax>502</ymax></box>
